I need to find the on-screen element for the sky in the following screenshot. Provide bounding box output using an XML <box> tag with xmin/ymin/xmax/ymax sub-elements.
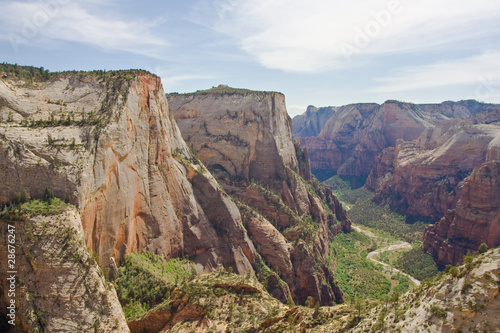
<box><xmin>1</xmin><ymin>0</ymin><xmax>499</xmax><ymax>117</ymax></box>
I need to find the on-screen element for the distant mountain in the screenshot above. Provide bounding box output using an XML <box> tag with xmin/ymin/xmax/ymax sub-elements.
<box><xmin>293</xmin><ymin>100</ymin><xmax>500</xmax><ymax>184</ymax></box>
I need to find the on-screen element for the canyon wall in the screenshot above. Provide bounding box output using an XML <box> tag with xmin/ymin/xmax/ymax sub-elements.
<box><xmin>168</xmin><ymin>87</ymin><xmax>351</xmax><ymax>305</ymax></box>
<box><xmin>0</xmin><ymin>71</ymin><xmax>264</xmax><ymax>306</ymax></box>
<box><xmin>294</xmin><ymin>100</ymin><xmax>499</xmax><ymax>183</ymax></box>
<box><xmin>367</xmin><ymin>110</ymin><xmax>500</xmax><ymax>221</ymax></box>
<box><xmin>423</xmin><ymin>161</ymin><xmax>500</xmax><ymax>267</ymax></box>
<box><xmin>367</xmin><ymin>110</ymin><xmax>500</xmax><ymax>266</ymax></box>
<box><xmin>0</xmin><ymin>209</ymin><xmax>130</xmax><ymax>331</ymax></box>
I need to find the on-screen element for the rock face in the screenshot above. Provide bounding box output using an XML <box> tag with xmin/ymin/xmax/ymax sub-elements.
<box><xmin>423</xmin><ymin>161</ymin><xmax>500</xmax><ymax>267</ymax></box>
<box><xmin>293</xmin><ymin>105</ymin><xmax>337</xmax><ymax>138</ymax></box>
<box><xmin>367</xmin><ymin>110</ymin><xmax>500</xmax><ymax>222</ymax></box>
<box><xmin>293</xmin><ymin>100</ymin><xmax>499</xmax><ymax>183</ymax></box>
<box><xmin>353</xmin><ymin>248</ymin><xmax>500</xmax><ymax>333</ymax></box>
<box><xmin>0</xmin><ymin>208</ymin><xmax>130</xmax><ymax>332</ymax></box>
<box><xmin>126</xmin><ymin>248</ymin><xmax>500</xmax><ymax>333</ymax></box>
<box><xmin>0</xmin><ymin>71</ymin><xmax>257</xmax><ymax>277</ymax></box>
<box><xmin>168</xmin><ymin>88</ymin><xmax>351</xmax><ymax>306</ymax></box>
<box><xmin>169</xmin><ymin>91</ymin><xmax>298</xmax><ymax>184</ymax></box>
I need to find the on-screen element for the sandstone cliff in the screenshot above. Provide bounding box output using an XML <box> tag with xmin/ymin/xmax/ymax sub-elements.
<box><xmin>294</xmin><ymin>100</ymin><xmax>499</xmax><ymax>183</ymax></box>
<box><xmin>0</xmin><ymin>207</ymin><xmax>130</xmax><ymax>332</ymax></box>
<box><xmin>423</xmin><ymin>161</ymin><xmax>500</xmax><ymax>267</ymax></box>
<box><xmin>168</xmin><ymin>86</ymin><xmax>351</xmax><ymax>306</ymax></box>
<box><xmin>367</xmin><ymin>110</ymin><xmax>500</xmax><ymax>222</ymax></box>
<box><xmin>0</xmin><ymin>69</ymin><xmax>257</xmax><ymax>277</ymax></box>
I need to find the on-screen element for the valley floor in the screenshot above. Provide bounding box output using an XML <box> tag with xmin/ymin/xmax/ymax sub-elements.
<box><xmin>353</xmin><ymin>224</ymin><xmax>420</xmax><ymax>287</ymax></box>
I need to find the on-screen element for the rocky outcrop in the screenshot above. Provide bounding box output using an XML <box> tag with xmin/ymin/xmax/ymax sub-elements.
<box><xmin>294</xmin><ymin>100</ymin><xmax>499</xmax><ymax>182</ymax></box>
<box><xmin>368</xmin><ymin>110</ymin><xmax>500</xmax><ymax>222</ymax></box>
<box><xmin>169</xmin><ymin>87</ymin><xmax>351</xmax><ymax>305</ymax></box>
<box><xmin>128</xmin><ymin>271</ymin><xmax>290</xmax><ymax>333</ymax></box>
<box><xmin>126</xmin><ymin>248</ymin><xmax>500</xmax><ymax>333</ymax></box>
<box><xmin>353</xmin><ymin>248</ymin><xmax>500</xmax><ymax>333</ymax></box>
<box><xmin>168</xmin><ymin>90</ymin><xmax>298</xmax><ymax>184</ymax></box>
<box><xmin>0</xmin><ymin>70</ymin><xmax>258</xmax><ymax>277</ymax></box>
<box><xmin>0</xmin><ymin>208</ymin><xmax>129</xmax><ymax>332</ymax></box>
<box><xmin>423</xmin><ymin>161</ymin><xmax>500</xmax><ymax>267</ymax></box>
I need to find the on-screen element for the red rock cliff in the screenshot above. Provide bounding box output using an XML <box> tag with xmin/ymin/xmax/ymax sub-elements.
<box><xmin>367</xmin><ymin>110</ymin><xmax>500</xmax><ymax>221</ymax></box>
<box><xmin>294</xmin><ymin>100</ymin><xmax>499</xmax><ymax>182</ymax></box>
<box><xmin>0</xmin><ymin>72</ymin><xmax>257</xmax><ymax>275</ymax></box>
<box><xmin>169</xmin><ymin>88</ymin><xmax>351</xmax><ymax>305</ymax></box>
<box><xmin>423</xmin><ymin>161</ymin><xmax>500</xmax><ymax>267</ymax></box>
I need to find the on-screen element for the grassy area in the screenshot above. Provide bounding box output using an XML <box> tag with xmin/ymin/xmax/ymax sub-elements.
<box><xmin>325</xmin><ymin>176</ymin><xmax>428</xmax><ymax>244</ymax></box>
<box><xmin>396</xmin><ymin>248</ymin><xmax>439</xmax><ymax>281</ymax></box>
<box><xmin>331</xmin><ymin>231</ymin><xmax>392</xmax><ymax>301</ymax></box>
<box><xmin>325</xmin><ymin>175</ymin><xmax>441</xmax><ymax>281</ymax></box>
<box><xmin>0</xmin><ymin>189</ymin><xmax>69</xmax><ymax>220</ymax></box>
<box><xmin>347</xmin><ymin>195</ymin><xmax>428</xmax><ymax>244</ymax></box>
<box><xmin>114</xmin><ymin>252</ymin><xmax>195</xmax><ymax>319</ymax></box>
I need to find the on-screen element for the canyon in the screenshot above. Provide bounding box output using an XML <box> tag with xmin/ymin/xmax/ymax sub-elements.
<box><xmin>1</xmin><ymin>65</ymin><xmax>499</xmax><ymax>332</ymax></box>
<box><xmin>367</xmin><ymin>110</ymin><xmax>500</xmax><ymax>266</ymax></box>
<box><xmin>294</xmin><ymin>100</ymin><xmax>498</xmax><ymax>184</ymax></box>
<box><xmin>294</xmin><ymin>101</ymin><xmax>500</xmax><ymax>267</ymax></box>
<box><xmin>0</xmin><ymin>69</ymin><xmax>350</xmax><ymax>331</ymax></box>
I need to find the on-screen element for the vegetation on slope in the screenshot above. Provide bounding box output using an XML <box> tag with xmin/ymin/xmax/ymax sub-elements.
<box><xmin>113</xmin><ymin>252</ymin><xmax>195</xmax><ymax>319</ymax></box>
<box><xmin>331</xmin><ymin>231</ymin><xmax>395</xmax><ymax>301</ymax></box>
<box><xmin>166</xmin><ymin>84</ymin><xmax>280</xmax><ymax>96</ymax></box>
<box><xmin>127</xmin><ymin>266</ymin><xmax>380</xmax><ymax>333</ymax></box>
<box><xmin>0</xmin><ymin>62</ymin><xmax>155</xmax><ymax>84</ymax></box>
<box><xmin>0</xmin><ymin>188</ymin><xmax>69</xmax><ymax>220</ymax></box>
<box><xmin>325</xmin><ymin>175</ymin><xmax>440</xmax><ymax>284</ymax></box>
<box><xmin>352</xmin><ymin>247</ymin><xmax>500</xmax><ymax>332</ymax></box>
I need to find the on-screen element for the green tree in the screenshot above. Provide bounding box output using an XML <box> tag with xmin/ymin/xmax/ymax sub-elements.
<box><xmin>478</xmin><ymin>243</ymin><xmax>488</xmax><ymax>254</ymax></box>
<box><xmin>286</xmin><ymin>295</ymin><xmax>295</xmax><ymax>307</ymax></box>
<box><xmin>313</xmin><ymin>301</ymin><xmax>321</xmax><ymax>318</ymax></box>
<box><xmin>305</xmin><ymin>296</ymin><xmax>314</xmax><ymax>308</ymax></box>
<box><xmin>43</xmin><ymin>187</ymin><xmax>55</xmax><ymax>204</ymax></box>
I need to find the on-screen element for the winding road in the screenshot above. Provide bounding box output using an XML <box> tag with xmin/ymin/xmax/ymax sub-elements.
<box><xmin>352</xmin><ymin>225</ymin><xmax>421</xmax><ymax>287</ymax></box>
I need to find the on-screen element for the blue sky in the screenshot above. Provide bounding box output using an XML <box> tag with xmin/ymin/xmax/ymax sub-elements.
<box><xmin>1</xmin><ymin>0</ymin><xmax>499</xmax><ymax>117</ymax></box>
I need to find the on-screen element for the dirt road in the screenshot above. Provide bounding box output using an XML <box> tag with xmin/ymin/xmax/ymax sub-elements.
<box><xmin>352</xmin><ymin>225</ymin><xmax>421</xmax><ymax>287</ymax></box>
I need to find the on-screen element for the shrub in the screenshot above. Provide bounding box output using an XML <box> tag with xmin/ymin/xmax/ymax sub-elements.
<box><xmin>478</xmin><ymin>243</ymin><xmax>488</xmax><ymax>254</ymax></box>
<box><xmin>0</xmin><ymin>195</ymin><xmax>68</xmax><ymax>220</ymax></box>
<box><xmin>430</xmin><ymin>305</ymin><xmax>447</xmax><ymax>318</ymax></box>
<box><xmin>397</xmin><ymin>249</ymin><xmax>439</xmax><ymax>280</ymax></box>
<box><xmin>114</xmin><ymin>253</ymin><xmax>193</xmax><ymax>319</ymax></box>
<box><xmin>13</xmin><ymin>190</ymin><xmax>31</xmax><ymax>204</ymax></box>
<box><xmin>445</xmin><ymin>265</ymin><xmax>459</xmax><ymax>277</ymax></box>
<box><xmin>43</xmin><ymin>187</ymin><xmax>55</xmax><ymax>203</ymax></box>
<box><xmin>305</xmin><ymin>296</ymin><xmax>314</xmax><ymax>308</ymax></box>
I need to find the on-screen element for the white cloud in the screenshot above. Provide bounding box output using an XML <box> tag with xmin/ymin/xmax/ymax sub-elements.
<box><xmin>154</xmin><ymin>65</ymin><xmax>220</xmax><ymax>91</ymax></box>
<box><xmin>369</xmin><ymin>51</ymin><xmax>500</xmax><ymax>93</ymax></box>
<box><xmin>0</xmin><ymin>0</ymin><xmax>168</xmax><ymax>57</ymax></box>
<box><xmin>196</xmin><ymin>0</ymin><xmax>500</xmax><ymax>73</ymax></box>
<box><xmin>161</xmin><ymin>74</ymin><xmax>219</xmax><ymax>90</ymax></box>
<box><xmin>286</xmin><ymin>104</ymin><xmax>308</xmax><ymax>117</ymax></box>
